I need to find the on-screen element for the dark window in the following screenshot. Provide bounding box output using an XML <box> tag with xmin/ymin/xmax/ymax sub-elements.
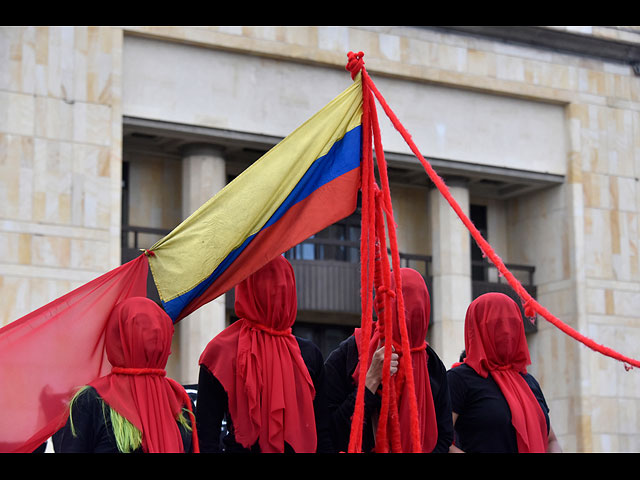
<box><xmin>470</xmin><ymin>204</ymin><xmax>488</xmax><ymax>281</ymax></box>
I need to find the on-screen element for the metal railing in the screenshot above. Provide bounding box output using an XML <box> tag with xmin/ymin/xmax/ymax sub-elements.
<box><xmin>121</xmin><ymin>225</ymin><xmax>537</xmax><ymax>330</ymax></box>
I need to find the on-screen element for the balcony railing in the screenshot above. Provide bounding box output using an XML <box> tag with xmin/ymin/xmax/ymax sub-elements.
<box><xmin>121</xmin><ymin>225</ymin><xmax>537</xmax><ymax>331</ymax></box>
<box><xmin>471</xmin><ymin>260</ymin><xmax>538</xmax><ymax>332</ymax></box>
<box><xmin>121</xmin><ymin>225</ymin><xmax>171</xmax><ymax>264</ymax></box>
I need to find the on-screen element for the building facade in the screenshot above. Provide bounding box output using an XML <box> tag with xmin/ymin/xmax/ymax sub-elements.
<box><xmin>2</xmin><ymin>26</ymin><xmax>640</xmax><ymax>452</ymax></box>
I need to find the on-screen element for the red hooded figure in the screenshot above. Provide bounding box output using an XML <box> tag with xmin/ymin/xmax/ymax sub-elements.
<box><xmin>58</xmin><ymin>297</ymin><xmax>197</xmax><ymax>453</ymax></box>
<box><xmin>353</xmin><ymin>268</ymin><xmax>440</xmax><ymax>452</ymax></box>
<box><xmin>198</xmin><ymin>256</ymin><xmax>317</xmax><ymax>453</ymax></box>
<box><xmin>461</xmin><ymin>292</ymin><xmax>548</xmax><ymax>453</ymax></box>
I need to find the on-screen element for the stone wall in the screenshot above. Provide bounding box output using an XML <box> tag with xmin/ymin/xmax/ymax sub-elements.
<box><xmin>0</xmin><ymin>26</ymin><xmax>123</xmax><ymax>325</ymax></box>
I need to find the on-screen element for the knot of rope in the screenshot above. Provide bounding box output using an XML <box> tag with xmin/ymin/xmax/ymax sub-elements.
<box><xmin>112</xmin><ymin>366</ymin><xmax>166</xmax><ymax>376</ymax></box>
<box><xmin>523</xmin><ymin>297</ymin><xmax>537</xmax><ymax>319</ymax></box>
<box><xmin>244</xmin><ymin>319</ymin><xmax>292</xmax><ymax>337</ymax></box>
<box><xmin>142</xmin><ymin>249</ymin><xmax>155</xmax><ymax>257</ymax></box>
<box><xmin>376</xmin><ymin>285</ymin><xmax>396</xmax><ymax>299</ymax></box>
<box><xmin>346</xmin><ymin>51</ymin><xmax>365</xmax><ymax>80</ymax></box>
<box><xmin>494</xmin><ymin>364</ymin><xmax>515</xmax><ymax>371</ymax></box>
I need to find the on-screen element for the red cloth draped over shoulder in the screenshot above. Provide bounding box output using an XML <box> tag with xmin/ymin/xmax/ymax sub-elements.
<box><xmin>462</xmin><ymin>292</ymin><xmax>548</xmax><ymax>453</ymax></box>
<box><xmin>90</xmin><ymin>297</ymin><xmax>192</xmax><ymax>453</ymax></box>
<box><xmin>353</xmin><ymin>268</ymin><xmax>438</xmax><ymax>452</ymax></box>
<box><xmin>199</xmin><ymin>255</ymin><xmax>317</xmax><ymax>453</ymax></box>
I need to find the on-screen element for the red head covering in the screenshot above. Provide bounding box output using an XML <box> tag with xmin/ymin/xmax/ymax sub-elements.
<box><xmin>199</xmin><ymin>256</ymin><xmax>317</xmax><ymax>453</ymax></box>
<box><xmin>90</xmin><ymin>297</ymin><xmax>194</xmax><ymax>453</ymax></box>
<box><xmin>463</xmin><ymin>292</ymin><xmax>548</xmax><ymax>453</ymax></box>
<box><xmin>353</xmin><ymin>268</ymin><xmax>438</xmax><ymax>452</ymax></box>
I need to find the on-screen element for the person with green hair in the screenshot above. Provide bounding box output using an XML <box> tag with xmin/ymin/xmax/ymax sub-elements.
<box><xmin>54</xmin><ymin>297</ymin><xmax>198</xmax><ymax>453</ymax></box>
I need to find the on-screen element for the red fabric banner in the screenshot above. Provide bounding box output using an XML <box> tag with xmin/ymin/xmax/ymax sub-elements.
<box><xmin>0</xmin><ymin>255</ymin><xmax>149</xmax><ymax>453</ymax></box>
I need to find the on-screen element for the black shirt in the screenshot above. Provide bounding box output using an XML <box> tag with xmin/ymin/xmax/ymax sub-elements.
<box><xmin>53</xmin><ymin>386</ymin><xmax>193</xmax><ymax>453</ymax></box>
<box><xmin>195</xmin><ymin>336</ymin><xmax>333</xmax><ymax>453</ymax></box>
<box><xmin>323</xmin><ymin>335</ymin><xmax>454</xmax><ymax>453</ymax></box>
<box><xmin>447</xmin><ymin>363</ymin><xmax>550</xmax><ymax>453</ymax></box>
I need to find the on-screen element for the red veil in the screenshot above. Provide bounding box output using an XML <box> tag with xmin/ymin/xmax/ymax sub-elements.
<box><xmin>463</xmin><ymin>292</ymin><xmax>548</xmax><ymax>453</ymax></box>
<box><xmin>353</xmin><ymin>268</ymin><xmax>438</xmax><ymax>452</ymax></box>
<box><xmin>199</xmin><ymin>256</ymin><xmax>317</xmax><ymax>453</ymax></box>
<box><xmin>90</xmin><ymin>297</ymin><xmax>196</xmax><ymax>453</ymax></box>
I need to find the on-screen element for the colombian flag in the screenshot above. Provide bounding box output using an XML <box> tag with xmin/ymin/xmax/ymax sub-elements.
<box><xmin>149</xmin><ymin>77</ymin><xmax>363</xmax><ymax>322</ymax></box>
<box><xmin>0</xmin><ymin>75</ymin><xmax>363</xmax><ymax>452</ymax></box>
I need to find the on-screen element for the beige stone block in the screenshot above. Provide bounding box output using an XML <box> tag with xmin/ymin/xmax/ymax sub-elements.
<box><xmin>70</xmin><ymin>238</ymin><xmax>110</xmax><ymax>271</ymax></box>
<box><xmin>404</xmin><ymin>37</ymin><xmax>438</xmax><ymax>67</ymax></box>
<box><xmin>390</xmin><ymin>186</ymin><xmax>430</xmax><ymax>256</ymax></box>
<box><xmin>525</xmin><ymin>62</ymin><xmax>576</xmax><ymax>90</ymax></box>
<box><xmin>57</xmin><ymin>192</ymin><xmax>72</xmax><ymax>224</ymax></box>
<box><xmin>243</xmin><ymin>26</ymin><xmax>278</xmax><ymax>42</ymax></box>
<box><xmin>612</xmin><ymin>289</ymin><xmax>640</xmax><ymax>318</ymax></box>
<box><xmin>215</xmin><ymin>26</ymin><xmax>243</xmax><ymax>37</ymax></box>
<box><xmin>611</xmin><ymin>212</ymin><xmax>639</xmax><ymax>281</ymax></box>
<box><xmin>345</xmin><ymin>28</ymin><xmax>380</xmax><ymax>61</ymax></box>
<box><xmin>0</xmin><ymin>275</ymin><xmax>30</xmax><ymax>326</ymax></box>
<box><xmin>34</xmin><ymin>96</ymin><xmax>74</xmax><ymax>141</ymax></box>
<box><xmin>496</xmin><ymin>55</ymin><xmax>525</xmax><ymax>82</ymax></box>
<box><xmin>278</xmin><ymin>26</ymin><xmax>315</xmax><ymax>51</ymax></box>
<box><xmin>72</xmin><ymin>142</ymin><xmax>101</xmax><ymax>176</ymax></box>
<box><xmin>0</xmin><ymin>151</ymin><xmax>33</xmax><ymax>221</ymax></box>
<box><xmin>618</xmin><ymin>398</ymin><xmax>640</xmax><ymax>435</ymax></box>
<box><xmin>586</xmin><ymin>287</ymin><xmax>605</xmax><ymax>314</ymax></box>
<box><xmin>0</xmin><ymin>133</ymin><xmax>34</xmax><ymax>169</ymax></box>
<box><xmin>378</xmin><ymin>32</ymin><xmax>402</xmax><ymax>63</ymax></box>
<box><xmin>619</xmin><ymin>433</ymin><xmax>640</xmax><ymax>453</ymax></box>
<box><xmin>0</xmin><ymin>91</ymin><xmax>34</xmax><ymax>136</ymax></box>
<box><xmin>316</xmin><ymin>27</ymin><xmax>349</xmax><ymax>53</ymax></box>
<box><xmin>611</xmin><ymin>176</ymin><xmax>636</xmax><ymax>212</ymax></box>
<box><xmin>590</xmin><ymin>393</ymin><xmax>619</xmax><ymax>433</ymax></box>
<box><xmin>30</xmin><ymin>235</ymin><xmax>71</xmax><ymax>268</ymax></box>
<box><xmin>0</xmin><ymin>231</ymin><xmax>31</xmax><ymax>265</ymax></box>
<box><xmin>547</xmin><ymin>398</ymin><xmax>570</xmax><ymax>436</ymax></box>
<box><xmin>433</xmin><ymin>43</ymin><xmax>466</xmax><ymax>73</ymax></box>
<box><xmin>582</xmin><ymin>171</ymin><xmax>611</xmax><ymax>209</ymax></box>
<box><xmin>34</xmin><ymin>27</ymin><xmax>48</xmax><ymax>66</ymax></box>
<box><xmin>592</xmin><ymin>434</ymin><xmax>619</xmax><ymax>453</ymax></box>
<box><xmin>33</xmin><ymin>137</ymin><xmax>72</xmax><ymax>174</ymax></box>
<box><xmin>584</xmin><ymin>208</ymin><xmax>613</xmax><ymax>279</ymax></box>
<box><xmin>73</xmin><ymin>101</ymin><xmax>111</xmax><ymax>146</ymax></box>
<box><xmin>466</xmin><ymin>48</ymin><xmax>496</xmax><ymax>77</ymax></box>
<box><xmin>0</xmin><ymin>28</ymin><xmax>14</xmax><ymax>89</ymax></box>
<box><xmin>36</xmin><ymin>26</ymin><xmax>77</xmax><ymax>101</ymax></box>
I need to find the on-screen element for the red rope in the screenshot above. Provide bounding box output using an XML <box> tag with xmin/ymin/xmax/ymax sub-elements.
<box><xmin>347</xmin><ymin>55</ymin><xmax>376</xmax><ymax>452</ymax></box>
<box><xmin>358</xmin><ymin>66</ymin><xmax>640</xmax><ymax>371</ymax></box>
<box><xmin>368</xmin><ymin>85</ymin><xmax>423</xmax><ymax>452</ymax></box>
<box><xmin>372</xmin><ymin>191</ymin><xmax>394</xmax><ymax>452</ymax></box>
<box><xmin>111</xmin><ymin>367</ymin><xmax>166</xmax><ymax>376</ymax></box>
<box><xmin>244</xmin><ymin>319</ymin><xmax>292</xmax><ymax>336</ymax></box>
<box><xmin>346</xmin><ymin>51</ymin><xmax>423</xmax><ymax>453</ymax></box>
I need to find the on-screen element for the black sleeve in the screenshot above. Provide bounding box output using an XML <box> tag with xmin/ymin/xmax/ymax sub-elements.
<box><xmin>55</xmin><ymin>387</ymin><xmax>118</xmax><ymax>453</ymax></box>
<box><xmin>446</xmin><ymin>366</ymin><xmax>466</xmax><ymax>416</ymax></box>
<box><xmin>323</xmin><ymin>336</ymin><xmax>380</xmax><ymax>453</ymax></box>
<box><xmin>426</xmin><ymin>345</ymin><xmax>454</xmax><ymax>452</ymax></box>
<box><xmin>195</xmin><ymin>365</ymin><xmax>227</xmax><ymax>453</ymax></box>
<box><xmin>523</xmin><ymin>373</ymin><xmax>551</xmax><ymax>432</ymax></box>
<box><xmin>296</xmin><ymin>337</ymin><xmax>334</xmax><ymax>454</ymax></box>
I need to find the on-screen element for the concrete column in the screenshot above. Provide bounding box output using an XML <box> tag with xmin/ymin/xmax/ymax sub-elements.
<box><xmin>171</xmin><ymin>144</ymin><xmax>228</xmax><ymax>385</ymax></box>
<box><xmin>428</xmin><ymin>178</ymin><xmax>472</xmax><ymax>369</ymax></box>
